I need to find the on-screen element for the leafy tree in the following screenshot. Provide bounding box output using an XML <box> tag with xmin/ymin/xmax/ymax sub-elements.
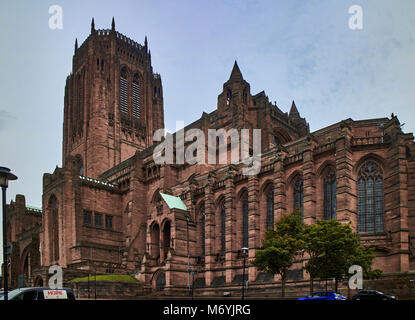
<box><xmin>303</xmin><ymin>219</ymin><xmax>382</xmax><ymax>292</ymax></box>
<box><xmin>253</xmin><ymin>211</ymin><xmax>304</xmax><ymax>298</ymax></box>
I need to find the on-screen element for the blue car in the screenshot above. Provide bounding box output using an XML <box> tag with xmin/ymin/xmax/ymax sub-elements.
<box><xmin>298</xmin><ymin>291</ymin><xmax>347</xmax><ymax>300</ymax></box>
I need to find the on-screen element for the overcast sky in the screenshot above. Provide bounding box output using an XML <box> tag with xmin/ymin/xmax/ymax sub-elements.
<box><xmin>0</xmin><ymin>0</ymin><xmax>414</xmax><ymax>263</ymax></box>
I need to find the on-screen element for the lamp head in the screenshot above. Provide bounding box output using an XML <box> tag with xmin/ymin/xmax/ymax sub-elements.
<box><xmin>0</xmin><ymin>167</ymin><xmax>18</xmax><ymax>188</ymax></box>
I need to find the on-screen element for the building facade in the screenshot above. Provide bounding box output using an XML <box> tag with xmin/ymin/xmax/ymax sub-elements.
<box><xmin>7</xmin><ymin>19</ymin><xmax>415</xmax><ymax>293</ymax></box>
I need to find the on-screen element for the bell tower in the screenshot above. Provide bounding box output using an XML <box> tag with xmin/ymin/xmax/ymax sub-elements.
<box><xmin>62</xmin><ymin>18</ymin><xmax>164</xmax><ymax>178</ymax></box>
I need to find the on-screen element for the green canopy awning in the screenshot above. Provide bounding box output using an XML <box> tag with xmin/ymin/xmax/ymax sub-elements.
<box><xmin>160</xmin><ymin>193</ymin><xmax>187</xmax><ymax>211</ymax></box>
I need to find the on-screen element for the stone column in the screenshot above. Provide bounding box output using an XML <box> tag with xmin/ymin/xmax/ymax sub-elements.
<box><xmin>273</xmin><ymin>152</ymin><xmax>286</xmax><ymax>222</ymax></box>
<box><xmin>203</xmin><ymin>174</ymin><xmax>215</xmax><ymax>286</ymax></box>
<box><xmin>335</xmin><ymin>124</ymin><xmax>356</xmax><ymax>227</ymax></box>
<box><xmin>247</xmin><ymin>174</ymin><xmax>260</xmax><ymax>282</ymax></box>
<box><xmin>224</xmin><ymin>167</ymin><xmax>236</xmax><ymax>284</ymax></box>
<box><xmin>302</xmin><ymin>140</ymin><xmax>316</xmax><ymax>225</ymax></box>
<box><xmin>388</xmin><ymin>135</ymin><xmax>410</xmax><ymax>271</ymax></box>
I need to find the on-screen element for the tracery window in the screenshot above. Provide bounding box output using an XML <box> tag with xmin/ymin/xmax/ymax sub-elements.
<box><xmin>358</xmin><ymin>161</ymin><xmax>384</xmax><ymax>233</ymax></box>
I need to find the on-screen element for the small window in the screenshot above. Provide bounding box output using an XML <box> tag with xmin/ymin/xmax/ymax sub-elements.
<box><xmin>83</xmin><ymin>211</ymin><xmax>92</xmax><ymax>225</ymax></box>
<box><xmin>105</xmin><ymin>215</ymin><xmax>113</xmax><ymax>229</ymax></box>
<box><xmin>226</xmin><ymin>89</ymin><xmax>232</xmax><ymax>105</ymax></box>
<box><xmin>95</xmin><ymin>213</ymin><xmax>103</xmax><ymax>227</ymax></box>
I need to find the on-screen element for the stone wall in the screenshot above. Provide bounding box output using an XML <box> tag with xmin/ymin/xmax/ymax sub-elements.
<box><xmin>67</xmin><ymin>280</ymin><xmax>147</xmax><ymax>299</ymax></box>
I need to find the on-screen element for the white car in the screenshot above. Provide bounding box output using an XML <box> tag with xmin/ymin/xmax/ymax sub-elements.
<box><xmin>0</xmin><ymin>287</ymin><xmax>75</xmax><ymax>300</ymax></box>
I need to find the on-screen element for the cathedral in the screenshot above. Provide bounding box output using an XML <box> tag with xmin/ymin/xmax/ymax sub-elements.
<box><xmin>5</xmin><ymin>18</ymin><xmax>415</xmax><ymax>294</ymax></box>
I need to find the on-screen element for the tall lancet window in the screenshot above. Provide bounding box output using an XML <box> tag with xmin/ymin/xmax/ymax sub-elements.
<box><xmin>294</xmin><ymin>178</ymin><xmax>304</xmax><ymax>212</ymax></box>
<box><xmin>220</xmin><ymin>202</ymin><xmax>226</xmax><ymax>255</ymax></box>
<box><xmin>266</xmin><ymin>185</ymin><xmax>275</xmax><ymax>229</ymax></box>
<box><xmin>132</xmin><ymin>74</ymin><xmax>140</xmax><ymax>119</ymax></box>
<box><xmin>324</xmin><ymin>169</ymin><xmax>337</xmax><ymax>220</ymax></box>
<box><xmin>358</xmin><ymin>161</ymin><xmax>384</xmax><ymax>233</ymax></box>
<box><xmin>119</xmin><ymin>67</ymin><xmax>128</xmax><ymax>114</ymax></box>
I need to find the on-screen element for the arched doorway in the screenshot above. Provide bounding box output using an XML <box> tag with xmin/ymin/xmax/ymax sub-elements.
<box><xmin>155</xmin><ymin>272</ymin><xmax>166</xmax><ymax>291</ymax></box>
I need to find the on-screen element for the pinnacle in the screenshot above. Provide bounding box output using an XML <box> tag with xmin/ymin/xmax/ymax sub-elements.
<box><xmin>229</xmin><ymin>60</ymin><xmax>244</xmax><ymax>82</ymax></box>
<box><xmin>91</xmin><ymin>17</ymin><xmax>95</xmax><ymax>32</ymax></box>
<box><xmin>289</xmin><ymin>100</ymin><xmax>300</xmax><ymax>118</ymax></box>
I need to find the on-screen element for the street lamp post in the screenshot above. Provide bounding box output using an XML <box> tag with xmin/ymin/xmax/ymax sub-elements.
<box><xmin>241</xmin><ymin>247</ymin><xmax>248</xmax><ymax>300</ymax></box>
<box><xmin>0</xmin><ymin>167</ymin><xmax>18</xmax><ymax>301</ymax></box>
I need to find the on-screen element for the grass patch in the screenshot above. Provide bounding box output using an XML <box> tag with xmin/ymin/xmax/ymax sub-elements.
<box><xmin>68</xmin><ymin>274</ymin><xmax>138</xmax><ymax>283</ymax></box>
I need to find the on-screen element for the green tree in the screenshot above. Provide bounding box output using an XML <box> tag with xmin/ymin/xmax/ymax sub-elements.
<box><xmin>303</xmin><ymin>219</ymin><xmax>382</xmax><ymax>293</ymax></box>
<box><xmin>253</xmin><ymin>211</ymin><xmax>305</xmax><ymax>298</ymax></box>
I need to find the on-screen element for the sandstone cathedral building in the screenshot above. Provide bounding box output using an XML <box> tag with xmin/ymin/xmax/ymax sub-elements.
<box><xmin>5</xmin><ymin>19</ymin><xmax>415</xmax><ymax>294</ymax></box>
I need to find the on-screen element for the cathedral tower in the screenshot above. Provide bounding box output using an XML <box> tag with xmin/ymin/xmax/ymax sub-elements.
<box><xmin>62</xmin><ymin>18</ymin><xmax>164</xmax><ymax>178</ymax></box>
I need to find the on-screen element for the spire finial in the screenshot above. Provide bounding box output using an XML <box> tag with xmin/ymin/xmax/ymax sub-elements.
<box><xmin>145</xmin><ymin>36</ymin><xmax>148</xmax><ymax>49</ymax></box>
<box><xmin>75</xmin><ymin>38</ymin><xmax>78</xmax><ymax>52</ymax></box>
<box><xmin>289</xmin><ymin>100</ymin><xmax>300</xmax><ymax>118</ymax></box>
<box><xmin>229</xmin><ymin>60</ymin><xmax>243</xmax><ymax>81</ymax></box>
<box><xmin>111</xmin><ymin>17</ymin><xmax>115</xmax><ymax>31</ymax></box>
<box><xmin>91</xmin><ymin>17</ymin><xmax>95</xmax><ymax>33</ymax></box>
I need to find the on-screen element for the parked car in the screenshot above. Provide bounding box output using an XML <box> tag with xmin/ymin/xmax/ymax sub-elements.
<box><xmin>298</xmin><ymin>291</ymin><xmax>347</xmax><ymax>300</ymax></box>
<box><xmin>0</xmin><ymin>287</ymin><xmax>75</xmax><ymax>300</ymax></box>
<box><xmin>351</xmin><ymin>290</ymin><xmax>397</xmax><ymax>300</ymax></box>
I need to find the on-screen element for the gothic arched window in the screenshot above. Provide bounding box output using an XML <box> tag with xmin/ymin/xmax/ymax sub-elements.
<box><xmin>266</xmin><ymin>185</ymin><xmax>274</xmax><ymax>229</ymax></box>
<box><xmin>151</xmin><ymin>223</ymin><xmax>160</xmax><ymax>260</ymax></box>
<box><xmin>294</xmin><ymin>178</ymin><xmax>303</xmax><ymax>212</ymax></box>
<box><xmin>162</xmin><ymin>220</ymin><xmax>171</xmax><ymax>260</ymax></box>
<box><xmin>358</xmin><ymin>161</ymin><xmax>384</xmax><ymax>233</ymax></box>
<box><xmin>241</xmin><ymin>192</ymin><xmax>249</xmax><ymax>248</ymax></box>
<box><xmin>324</xmin><ymin>169</ymin><xmax>336</xmax><ymax>220</ymax></box>
<box><xmin>243</xmin><ymin>88</ymin><xmax>248</xmax><ymax>104</ymax></box>
<box><xmin>132</xmin><ymin>74</ymin><xmax>140</xmax><ymax>119</ymax></box>
<box><xmin>119</xmin><ymin>67</ymin><xmax>128</xmax><ymax>114</ymax></box>
<box><xmin>220</xmin><ymin>202</ymin><xmax>226</xmax><ymax>254</ymax></box>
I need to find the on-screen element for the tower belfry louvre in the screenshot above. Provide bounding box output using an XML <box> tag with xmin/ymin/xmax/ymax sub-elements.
<box><xmin>5</xmin><ymin>18</ymin><xmax>415</xmax><ymax>297</ymax></box>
